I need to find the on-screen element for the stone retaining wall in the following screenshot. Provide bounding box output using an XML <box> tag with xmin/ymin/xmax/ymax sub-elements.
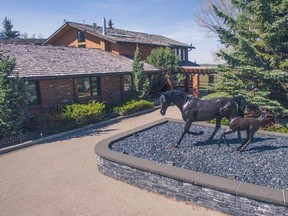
<box><xmin>95</xmin><ymin>118</ymin><xmax>288</xmax><ymax>216</ymax></box>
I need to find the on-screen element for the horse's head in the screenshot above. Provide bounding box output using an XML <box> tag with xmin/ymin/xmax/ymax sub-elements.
<box><xmin>159</xmin><ymin>93</ymin><xmax>171</xmax><ymax>116</ymax></box>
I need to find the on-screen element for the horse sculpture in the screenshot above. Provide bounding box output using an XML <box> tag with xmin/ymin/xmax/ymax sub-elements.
<box><xmin>218</xmin><ymin>101</ymin><xmax>269</xmax><ymax>152</ymax></box>
<box><xmin>159</xmin><ymin>89</ymin><xmax>246</xmax><ymax>147</ymax></box>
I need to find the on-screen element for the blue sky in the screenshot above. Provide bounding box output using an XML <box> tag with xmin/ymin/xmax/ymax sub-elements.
<box><xmin>0</xmin><ymin>0</ymin><xmax>221</xmax><ymax>64</ymax></box>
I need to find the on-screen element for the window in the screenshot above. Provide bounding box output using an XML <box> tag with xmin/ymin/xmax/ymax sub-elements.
<box><xmin>26</xmin><ymin>80</ymin><xmax>41</xmax><ymax>105</ymax></box>
<box><xmin>78</xmin><ymin>44</ymin><xmax>86</xmax><ymax>48</ymax></box>
<box><xmin>174</xmin><ymin>48</ymin><xmax>188</xmax><ymax>61</ymax></box>
<box><xmin>76</xmin><ymin>77</ymin><xmax>100</xmax><ymax>98</ymax></box>
<box><xmin>123</xmin><ymin>75</ymin><xmax>132</xmax><ymax>92</ymax></box>
<box><xmin>77</xmin><ymin>30</ymin><xmax>85</xmax><ymax>43</ymax></box>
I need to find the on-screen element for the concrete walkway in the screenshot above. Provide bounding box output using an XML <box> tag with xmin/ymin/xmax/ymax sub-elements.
<box><xmin>0</xmin><ymin>106</ymin><xmax>226</xmax><ymax>216</ymax></box>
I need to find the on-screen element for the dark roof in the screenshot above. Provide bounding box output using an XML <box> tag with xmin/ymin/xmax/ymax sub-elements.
<box><xmin>179</xmin><ymin>60</ymin><xmax>200</xmax><ymax>67</ymax></box>
<box><xmin>1</xmin><ymin>44</ymin><xmax>158</xmax><ymax>80</ymax></box>
<box><xmin>0</xmin><ymin>38</ymin><xmax>46</xmax><ymax>45</ymax></box>
<box><xmin>44</xmin><ymin>22</ymin><xmax>195</xmax><ymax>49</ymax></box>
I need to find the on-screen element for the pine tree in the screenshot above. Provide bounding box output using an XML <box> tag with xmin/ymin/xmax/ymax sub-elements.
<box><xmin>2</xmin><ymin>17</ymin><xmax>20</xmax><ymax>39</ymax></box>
<box><xmin>108</xmin><ymin>19</ymin><xmax>114</xmax><ymax>29</ymax></box>
<box><xmin>132</xmin><ymin>46</ymin><xmax>150</xmax><ymax>99</ymax></box>
<box><xmin>211</xmin><ymin>0</ymin><xmax>288</xmax><ymax>116</ymax></box>
<box><xmin>0</xmin><ymin>51</ymin><xmax>26</xmax><ymax>136</ymax></box>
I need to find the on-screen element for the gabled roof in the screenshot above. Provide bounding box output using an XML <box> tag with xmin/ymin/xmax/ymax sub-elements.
<box><xmin>44</xmin><ymin>21</ymin><xmax>195</xmax><ymax>49</ymax></box>
<box><xmin>1</xmin><ymin>44</ymin><xmax>159</xmax><ymax>80</ymax></box>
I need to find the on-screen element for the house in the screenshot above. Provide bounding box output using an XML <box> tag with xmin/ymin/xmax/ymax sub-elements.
<box><xmin>1</xmin><ymin>43</ymin><xmax>159</xmax><ymax>116</ymax></box>
<box><xmin>43</xmin><ymin>19</ymin><xmax>196</xmax><ymax>62</ymax></box>
<box><xmin>43</xmin><ymin>19</ymin><xmax>214</xmax><ymax>96</ymax></box>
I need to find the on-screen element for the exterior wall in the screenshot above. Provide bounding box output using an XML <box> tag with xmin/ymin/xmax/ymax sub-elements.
<box><xmin>115</xmin><ymin>43</ymin><xmax>158</xmax><ymax>60</ymax></box>
<box><xmin>51</xmin><ymin>28</ymin><xmax>78</xmax><ymax>47</ymax></box>
<box><xmin>100</xmin><ymin>75</ymin><xmax>122</xmax><ymax>104</ymax></box>
<box><xmin>39</xmin><ymin>79</ymin><xmax>75</xmax><ymax>109</ymax></box>
<box><xmin>26</xmin><ymin>75</ymin><xmax>125</xmax><ymax>115</ymax></box>
<box><xmin>85</xmin><ymin>34</ymin><xmax>108</xmax><ymax>50</ymax></box>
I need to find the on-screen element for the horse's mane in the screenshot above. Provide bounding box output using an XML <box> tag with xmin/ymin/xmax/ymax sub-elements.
<box><xmin>165</xmin><ymin>89</ymin><xmax>197</xmax><ymax>102</ymax></box>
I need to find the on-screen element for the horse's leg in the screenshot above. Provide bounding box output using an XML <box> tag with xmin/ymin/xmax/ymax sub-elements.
<box><xmin>238</xmin><ymin>131</ymin><xmax>254</xmax><ymax>152</ymax></box>
<box><xmin>206</xmin><ymin>117</ymin><xmax>222</xmax><ymax>143</ymax></box>
<box><xmin>237</xmin><ymin>130</ymin><xmax>242</xmax><ymax>144</ymax></box>
<box><xmin>175</xmin><ymin>119</ymin><xmax>193</xmax><ymax>148</ymax></box>
<box><xmin>218</xmin><ymin>128</ymin><xmax>235</xmax><ymax>147</ymax></box>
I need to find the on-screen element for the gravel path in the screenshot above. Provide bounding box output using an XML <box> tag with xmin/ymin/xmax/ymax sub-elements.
<box><xmin>111</xmin><ymin>121</ymin><xmax>288</xmax><ymax>190</ymax></box>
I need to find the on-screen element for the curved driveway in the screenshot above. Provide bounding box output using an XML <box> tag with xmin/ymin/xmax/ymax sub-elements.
<box><xmin>0</xmin><ymin>106</ymin><xmax>226</xmax><ymax>216</ymax></box>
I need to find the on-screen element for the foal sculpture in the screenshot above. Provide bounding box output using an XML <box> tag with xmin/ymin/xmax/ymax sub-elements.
<box><xmin>159</xmin><ymin>90</ymin><xmax>246</xmax><ymax>147</ymax></box>
<box><xmin>218</xmin><ymin>101</ymin><xmax>270</xmax><ymax>152</ymax></box>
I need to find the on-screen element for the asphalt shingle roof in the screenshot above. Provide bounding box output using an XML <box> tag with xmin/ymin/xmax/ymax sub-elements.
<box><xmin>44</xmin><ymin>22</ymin><xmax>195</xmax><ymax>48</ymax></box>
<box><xmin>1</xmin><ymin>44</ymin><xmax>158</xmax><ymax>79</ymax></box>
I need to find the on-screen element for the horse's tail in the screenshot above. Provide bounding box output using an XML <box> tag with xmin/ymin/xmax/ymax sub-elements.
<box><xmin>231</xmin><ymin>96</ymin><xmax>246</xmax><ymax>117</ymax></box>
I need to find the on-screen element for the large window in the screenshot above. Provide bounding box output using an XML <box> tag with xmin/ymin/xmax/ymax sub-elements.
<box><xmin>122</xmin><ymin>75</ymin><xmax>132</xmax><ymax>92</ymax></box>
<box><xmin>77</xmin><ymin>30</ymin><xmax>85</xmax><ymax>43</ymax></box>
<box><xmin>174</xmin><ymin>48</ymin><xmax>188</xmax><ymax>61</ymax></box>
<box><xmin>26</xmin><ymin>80</ymin><xmax>41</xmax><ymax>105</ymax></box>
<box><xmin>76</xmin><ymin>77</ymin><xmax>100</xmax><ymax>98</ymax></box>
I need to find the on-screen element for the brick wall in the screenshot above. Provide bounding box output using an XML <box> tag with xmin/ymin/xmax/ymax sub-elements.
<box><xmin>39</xmin><ymin>79</ymin><xmax>75</xmax><ymax>108</ymax></box>
<box><xmin>100</xmin><ymin>75</ymin><xmax>122</xmax><ymax>104</ymax></box>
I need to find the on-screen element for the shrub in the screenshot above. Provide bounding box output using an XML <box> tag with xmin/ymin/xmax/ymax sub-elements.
<box><xmin>265</xmin><ymin>124</ymin><xmax>288</xmax><ymax>134</ymax></box>
<box><xmin>114</xmin><ymin>99</ymin><xmax>154</xmax><ymax>115</ymax></box>
<box><xmin>64</xmin><ymin>100</ymin><xmax>105</xmax><ymax>126</ymax></box>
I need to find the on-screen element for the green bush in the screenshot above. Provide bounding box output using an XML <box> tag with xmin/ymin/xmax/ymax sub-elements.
<box><xmin>64</xmin><ymin>100</ymin><xmax>105</xmax><ymax>126</ymax></box>
<box><xmin>265</xmin><ymin>124</ymin><xmax>288</xmax><ymax>133</ymax></box>
<box><xmin>114</xmin><ymin>99</ymin><xmax>154</xmax><ymax>115</ymax></box>
<box><xmin>208</xmin><ymin>117</ymin><xmax>229</xmax><ymax>125</ymax></box>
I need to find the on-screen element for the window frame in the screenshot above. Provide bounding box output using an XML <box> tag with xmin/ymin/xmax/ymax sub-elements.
<box><xmin>77</xmin><ymin>30</ymin><xmax>85</xmax><ymax>43</ymax></box>
<box><xmin>75</xmin><ymin>76</ymin><xmax>100</xmax><ymax>99</ymax></box>
<box><xmin>122</xmin><ymin>74</ymin><xmax>132</xmax><ymax>92</ymax></box>
<box><xmin>26</xmin><ymin>80</ymin><xmax>41</xmax><ymax>106</ymax></box>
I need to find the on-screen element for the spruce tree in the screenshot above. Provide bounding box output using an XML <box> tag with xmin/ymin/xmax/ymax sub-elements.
<box><xmin>132</xmin><ymin>46</ymin><xmax>150</xmax><ymax>99</ymax></box>
<box><xmin>0</xmin><ymin>51</ymin><xmax>26</xmax><ymax>136</ymax></box>
<box><xmin>2</xmin><ymin>17</ymin><xmax>20</xmax><ymax>39</ymax></box>
<box><xmin>211</xmin><ymin>0</ymin><xmax>288</xmax><ymax>116</ymax></box>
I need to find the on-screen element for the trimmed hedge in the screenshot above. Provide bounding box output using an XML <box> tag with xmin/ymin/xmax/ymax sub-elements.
<box><xmin>113</xmin><ymin>99</ymin><xmax>154</xmax><ymax>116</ymax></box>
<box><xmin>64</xmin><ymin>100</ymin><xmax>105</xmax><ymax>125</ymax></box>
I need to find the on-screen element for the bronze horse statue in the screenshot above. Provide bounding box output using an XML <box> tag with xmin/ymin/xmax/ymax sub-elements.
<box><xmin>218</xmin><ymin>101</ymin><xmax>269</xmax><ymax>152</ymax></box>
<box><xmin>159</xmin><ymin>90</ymin><xmax>246</xmax><ymax>147</ymax></box>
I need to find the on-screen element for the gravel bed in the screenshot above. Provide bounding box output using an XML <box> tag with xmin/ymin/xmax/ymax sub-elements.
<box><xmin>111</xmin><ymin>121</ymin><xmax>288</xmax><ymax>190</ymax></box>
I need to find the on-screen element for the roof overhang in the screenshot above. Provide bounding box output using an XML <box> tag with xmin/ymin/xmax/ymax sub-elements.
<box><xmin>178</xmin><ymin>66</ymin><xmax>216</xmax><ymax>75</ymax></box>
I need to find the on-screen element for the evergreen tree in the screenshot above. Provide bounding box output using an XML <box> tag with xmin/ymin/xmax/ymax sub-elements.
<box><xmin>210</xmin><ymin>0</ymin><xmax>288</xmax><ymax>115</ymax></box>
<box><xmin>0</xmin><ymin>51</ymin><xmax>26</xmax><ymax>136</ymax></box>
<box><xmin>132</xmin><ymin>46</ymin><xmax>150</xmax><ymax>99</ymax></box>
<box><xmin>2</xmin><ymin>17</ymin><xmax>20</xmax><ymax>39</ymax></box>
<box><xmin>108</xmin><ymin>19</ymin><xmax>114</xmax><ymax>29</ymax></box>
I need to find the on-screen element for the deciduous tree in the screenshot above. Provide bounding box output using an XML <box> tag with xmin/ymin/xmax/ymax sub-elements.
<box><xmin>147</xmin><ymin>47</ymin><xmax>179</xmax><ymax>89</ymax></box>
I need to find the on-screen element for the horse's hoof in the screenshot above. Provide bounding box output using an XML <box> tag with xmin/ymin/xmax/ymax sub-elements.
<box><xmin>218</xmin><ymin>144</ymin><xmax>221</xmax><ymax>148</ymax></box>
<box><xmin>174</xmin><ymin>144</ymin><xmax>179</xmax><ymax>148</ymax></box>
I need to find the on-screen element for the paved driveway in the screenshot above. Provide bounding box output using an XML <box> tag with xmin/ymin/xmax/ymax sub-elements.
<box><xmin>0</xmin><ymin>106</ymin><xmax>226</xmax><ymax>216</ymax></box>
